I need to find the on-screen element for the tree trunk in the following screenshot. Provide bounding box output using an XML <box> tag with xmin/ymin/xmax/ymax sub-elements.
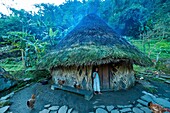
<box><xmin>21</xmin><ymin>49</ymin><xmax>25</xmax><ymax>69</ymax></box>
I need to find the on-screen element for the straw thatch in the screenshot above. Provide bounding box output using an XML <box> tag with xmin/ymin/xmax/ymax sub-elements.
<box><xmin>38</xmin><ymin>14</ymin><xmax>153</xmax><ymax>69</ymax></box>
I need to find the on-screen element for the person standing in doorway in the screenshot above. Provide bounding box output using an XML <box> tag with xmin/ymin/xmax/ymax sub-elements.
<box><xmin>93</xmin><ymin>67</ymin><xmax>102</xmax><ymax>95</ymax></box>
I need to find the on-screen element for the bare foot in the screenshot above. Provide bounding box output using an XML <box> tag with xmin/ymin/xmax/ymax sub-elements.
<box><xmin>98</xmin><ymin>92</ymin><xmax>102</xmax><ymax>94</ymax></box>
<box><xmin>94</xmin><ymin>92</ymin><xmax>97</xmax><ymax>95</ymax></box>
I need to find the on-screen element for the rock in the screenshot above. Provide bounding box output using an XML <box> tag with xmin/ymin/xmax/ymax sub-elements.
<box><xmin>106</xmin><ymin>105</ymin><xmax>114</xmax><ymax>111</ymax></box>
<box><xmin>68</xmin><ymin>108</ymin><xmax>73</xmax><ymax>113</ymax></box>
<box><xmin>158</xmin><ymin>77</ymin><xmax>166</xmax><ymax>81</ymax></box>
<box><xmin>137</xmin><ymin>80</ymin><xmax>156</xmax><ymax>89</ymax></box>
<box><xmin>0</xmin><ymin>92</ymin><xmax>14</xmax><ymax>101</ymax></box>
<box><xmin>137</xmin><ymin>99</ymin><xmax>148</xmax><ymax>106</ymax></box>
<box><xmin>44</xmin><ymin>104</ymin><xmax>51</xmax><ymax>108</ymax></box>
<box><xmin>23</xmin><ymin>78</ymin><xmax>32</xmax><ymax>81</ymax></box>
<box><xmin>132</xmin><ymin>107</ymin><xmax>144</xmax><ymax>113</ymax></box>
<box><xmin>93</xmin><ymin>105</ymin><xmax>105</xmax><ymax>109</ymax></box>
<box><xmin>160</xmin><ymin>75</ymin><xmax>170</xmax><ymax>79</ymax></box>
<box><xmin>39</xmin><ymin>109</ymin><xmax>50</xmax><ymax>113</ymax></box>
<box><xmin>140</xmin><ymin>107</ymin><xmax>151</xmax><ymax>113</ymax></box>
<box><xmin>153</xmin><ymin>98</ymin><xmax>170</xmax><ymax>108</ymax></box>
<box><xmin>96</xmin><ymin>108</ymin><xmax>108</xmax><ymax>113</ymax></box>
<box><xmin>0</xmin><ymin>106</ymin><xmax>10</xmax><ymax>113</ymax></box>
<box><xmin>136</xmin><ymin>103</ymin><xmax>143</xmax><ymax>108</ymax></box>
<box><xmin>92</xmin><ymin>101</ymin><xmax>98</xmax><ymax>104</ymax></box>
<box><xmin>142</xmin><ymin>91</ymin><xmax>170</xmax><ymax>108</ymax></box>
<box><xmin>0</xmin><ymin>67</ymin><xmax>17</xmax><ymax>92</ymax></box>
<box><xmin>142</xmin><ymin>91</ymin><xmax>156</xmax><ymax>98</ymax></box>
<box><xmin>49</xmin><ymin>111</ymin><xmax>57</xmax><ymax>113</ymax></box>
<box><xmin>117</xmin><ymin>104</ymin><xmax>133</xmax><ymax>108</ymax></box>
<box><xmin>120</xmin><ymin>108</ymin><xmax>131</xmax><ymax>112</ymax></box>
<box><xmin>48</xmin><ymin>106</ymin><xmax>59</xmax><ymax>111</ymax></box>
<box><xmin>72</xmin><ymin>110</ymin><xmax>79</xmax><ymax>113</ymax></box>
<box><xmin>165</xmin><ymin>80</ymin><xmax>170</xmax><ymax>84</ymax></box>
<box><xmin>58</xmin><ymin>105</ymin><xmax>68</xmax><ymax>113</ymax></box>
<box><xmin>51</xmin><ymin>85</ymin><xmax>54</xmax><ymax>90</ymax></box>
<box><xmin>140</xmin><ymin>94</ymin><xmax>153</xmax><ymax>102</ymax></box>
<box><xmin>111</xmin><ymin>110</ymin><xmax>119</xmax><ymax>113</ymax></box>
<box><xmin>26</xmin><ymin>84</ymin><xmax>30</xmax><ymax>87</ymax></box>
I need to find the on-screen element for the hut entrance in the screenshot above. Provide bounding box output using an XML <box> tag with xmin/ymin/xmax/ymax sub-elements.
<box><xmin>98</xmin><ymin>64</ymin><xmax>110</xmax><ymax>90</ymax></box>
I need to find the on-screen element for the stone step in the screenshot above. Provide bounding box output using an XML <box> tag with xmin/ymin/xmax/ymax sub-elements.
<box><xmin>140</xmin><ymin>95</ymin><xmax>153</xmax><ymax>102</ymax></box>
<box><xmin>158</xmin><ymin>77</ymin><xmax>166</xmax><ymax>81</ymax></box>
<box><xmin>160</xmin><ymin>75</ymin><xmax>170</xmax><ymax>79</ymax></box>
<box><xmin>110</xmin><ymin>110</ymin><xmax>119</xmax><ymax>113</ymax></box>
<box><xmin>0</xmin><ymin>106</ymin><xmax>10</xmax><ymax>113</ymax></box>
<box><xmin>48</xmin><ymin>106</ymin><xmax>59</xmax><ymax>111</ymax></box>
<box><xmin>140</xmin><ymin>107</ymin><xmax>151</xmax><ymax>113</ymax></box>
<box><xmin>137</xmin><ymin>99</ymin><xmax>148</xmax><ymax>106</ymax></box>
<box><xmin>120</xmin><ymin>108</ymin><xmax>131</xmax><ymax>112</ymax></box>
<box><xmin>96</xmin><ymin>108</ymin><xmax>108</xmax><ymax>113</ymax></box>
<box><xmin>132</xmin><ymin>107</ymin><xmax>144</xmax><ymax>113</ymax></box>
<box><xmin>58</xmin><ymin>105</ymin><xmax>68</xmax><ymax>113</ymax></box>
<box><xmin>106</xmin><ymin>105</ymin><xmax>114</xmax><ymax>112</ymax></box>
<box><xmin>165</xmin><ymin>80</ymin><xmax>170</xmax><ymax>84</ymax></box>
<box><xmin>68</xmin><ymin>108</ymin><xmax>73</xmax><ymax>113</ymax></box>
<box><xmin>94</xmin><ymin>105</ymin><xmax>105</xmax><ymax>109</ymax></box>
<box><xmin>117</xmin><ymin>104</ymin><xmax>133</xmax><ymax>108</ymax></box>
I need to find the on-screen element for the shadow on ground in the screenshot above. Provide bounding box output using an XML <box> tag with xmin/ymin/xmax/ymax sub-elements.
<box><xmin>9</xmin><ymin>81</ymin><xmax>170</xmax><ymax>113</ymax></box>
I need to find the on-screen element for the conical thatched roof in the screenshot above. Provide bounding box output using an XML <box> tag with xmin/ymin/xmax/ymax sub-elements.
<box><xmin>39</xmin><ymin>14</ymin><xmax>153</xmax><ymax>69</ymax></box>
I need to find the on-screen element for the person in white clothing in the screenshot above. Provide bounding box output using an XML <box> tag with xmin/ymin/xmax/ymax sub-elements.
<box><xmin>93</xmin><ymin>67</ymin><xmax>102</xmax><ymax>95</ymax></box>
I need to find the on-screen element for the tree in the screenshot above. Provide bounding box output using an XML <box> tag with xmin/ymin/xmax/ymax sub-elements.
<box><xmin>3</xmin><ymin>31</ymin><xmax>47</xmax><ymax>68</ymax></box>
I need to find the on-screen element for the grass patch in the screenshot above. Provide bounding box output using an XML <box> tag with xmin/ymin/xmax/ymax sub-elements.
<box><xmin>0</xmin><ymin>58</ymin><xmax>24</xmax><ymax>72</ymax></box>
<box><xmin>0</xmin><ymin>100</ymin><xmax>11</xmax><ymax>107</ymax></box>
<box><xmin>130</xmin><ymin>39</ymin><xmax>170</xmax><ymax>60</ymax></box>
<box><xmin>131</xmin><ymin>39</ymin><xmax>170</xmax><ymax>74</ymax></box>
<box><xmin>144</xmin><ymin>86</ymin><xmax>158</xmax><ymax>93</ymax></box>
<box><xmin>0</xmin><ymin>58</ymin><xmax>50</xmax><ymax>81</ymax></box>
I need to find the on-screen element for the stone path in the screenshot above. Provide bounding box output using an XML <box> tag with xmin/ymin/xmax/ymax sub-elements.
<box><xmin>1</xmin><ymin>88</ymin><xmax>170</xmax><ymax>113</ymax></box>
<box><xmin>37</xmin><ymin>90</ymin><xmax>170</xmax><ymax>113</ymax></box>
<box><xmin>1</xmin><ymin>90</ymin><xmax>170</xmax><ymax>113</ymax></box>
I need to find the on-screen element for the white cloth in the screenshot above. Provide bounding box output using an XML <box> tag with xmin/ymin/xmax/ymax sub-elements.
<box><xmin>93</xmin><ymin>72</ymin><xmax>100</xmax><ymax>92</ymax></box>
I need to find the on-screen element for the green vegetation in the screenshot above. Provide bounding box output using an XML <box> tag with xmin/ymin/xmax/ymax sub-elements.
<box><xmin>144</xmin><ymin>86</ymin><xmax>158</xmax><ymax>93</ymax></box>
<box><xmin>0</xmin><ymin>0</ymin><xmax>169</xmax><ymax>79</ymax></box>
<box><xmin>131</xmin><ymin>39</ymin><xmax>170</xmax><ymax>60</ymax></box>
<box><xmin>0</xmin><ymin>100</ymin><xmax>11</xmax><ymax>107</ymax></box>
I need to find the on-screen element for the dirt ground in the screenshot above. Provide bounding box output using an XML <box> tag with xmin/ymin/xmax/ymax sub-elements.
<box><xmin>9</xmin><ymin>80</ymin><xmax>170</xmax><ymax>113</ymax></box>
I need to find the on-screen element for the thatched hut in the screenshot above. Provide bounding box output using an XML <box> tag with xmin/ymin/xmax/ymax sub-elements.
<box><xmin>39</xmin><ymin>14</ymin><xmax>153</xmax><ymax>91</ymax></box>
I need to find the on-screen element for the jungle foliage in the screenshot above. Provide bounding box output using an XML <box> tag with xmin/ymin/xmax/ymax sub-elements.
<box><xmin>0</xmin><ymin>0</ymin><xmax>169</xmax><ymax>75</ymax></box>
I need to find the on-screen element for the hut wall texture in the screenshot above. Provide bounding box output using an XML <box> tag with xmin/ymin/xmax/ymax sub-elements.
<box><xmin>52</xmin><ymin>66</ymin><xmax>93</xmax><ymax>90</ymax></box>
<box><xmin>110</xmin><ymin>61</ymin><xmax>135</xmax><ymax>91</ymax></box>
<box><xmin>51</xmin><ymin>60</ymin><xmax>135</xmax><ymax>91</ymax></box>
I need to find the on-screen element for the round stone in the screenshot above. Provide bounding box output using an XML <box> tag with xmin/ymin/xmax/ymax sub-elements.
<box><xmin>96</xmin><ymin>108</ymin><xmax>108</xmax><ymax>113</ymax></box>
<box><xmin>48</xmin><ymin>106</ymin><xmax>59</xmax><ymax>111</ymax></box>
<box><xmin>58</xmin><ymin>105</ymin><xmax>68</xmax><ymax>113</ymax></box>
<box><xmin>44</xmin><ymin>104</ymin><xmax>51</xmax><ymax>108</ymax></box>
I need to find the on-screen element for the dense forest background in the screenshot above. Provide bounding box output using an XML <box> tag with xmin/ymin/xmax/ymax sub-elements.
<box><xmin>0</xmin><ymin>0</ymin><xmax>169</xmax><ymax>79</ymax></box>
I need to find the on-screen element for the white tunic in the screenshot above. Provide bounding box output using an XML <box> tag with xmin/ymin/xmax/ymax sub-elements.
<box><xmin>93</xmin><ymin>72</ymin><xmax>100</xmax><ymax>92</ymax></box>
